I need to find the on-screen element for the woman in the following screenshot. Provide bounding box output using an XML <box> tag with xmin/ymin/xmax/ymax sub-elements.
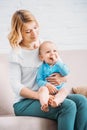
<box><xmin>8</xmin><ymin>9</ymin><xmax>87</xmax><ymax>130</ymax></box>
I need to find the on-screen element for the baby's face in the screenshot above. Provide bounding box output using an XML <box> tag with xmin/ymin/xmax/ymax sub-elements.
<box><xmin>40</xmin><ymin>42</ymin><xmax>59</xmax><ymax>65</ymax></box>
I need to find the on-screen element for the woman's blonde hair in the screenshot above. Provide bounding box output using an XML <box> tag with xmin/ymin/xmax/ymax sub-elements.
<box><xmin>8</xmin><ymin>9</ymin><xmax>39</xmax><ymax>48</ymax></box>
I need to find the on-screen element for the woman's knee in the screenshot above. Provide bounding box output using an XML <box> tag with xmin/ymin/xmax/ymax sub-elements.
<box><xmin>78</xmin><ymin>94</ymin><xmax>87</xmax><ymax>102</ymax></box>
<box><xmin>78</xmin><ymin>95</ymin><xmax>87</xmax><ymax>110</ymax></box>
<box><xmin>73</xmin><ymin>94</ymin><xmax>87</xmax><ymax>107</ymax></box>
<box><xmin>62</xmin><ymin>99</ymin><xmax>77</xmax><ymax>113</ymax></box>
<box><xmin>68</xmin><ymin>94</ymin><xmax>87</xmax><ymax>106</ymax></box>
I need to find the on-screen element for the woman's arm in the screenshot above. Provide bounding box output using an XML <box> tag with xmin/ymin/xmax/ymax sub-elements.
<box><xmin>9</xmin><ymin>61</ymin><xmax>39</xmax><ymax>100</ymax></box>
<box><xmin>46</xmin><ymin>73</ymin><xmax>67</xmax><ymax>86</ymax></box>
<box><xmin>20</xmin><ymin>87</ymin><xmax>39</xmax><ymax>100</ymax></box>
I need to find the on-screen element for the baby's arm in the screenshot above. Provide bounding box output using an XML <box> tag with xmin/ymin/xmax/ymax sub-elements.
<box><xmin>56</xmin><ymin>60</ymin><xmax>70</xmax><ymax>76</ymax></box>
<box><xmin>36</xmin><ymin>64</ymin><xmax>47</xmax><ymax>87</ymax></box>
<box><xmin>37</xmin><ymin>64</ymin><xmax>58</xmax><ymax>95</ymax></box>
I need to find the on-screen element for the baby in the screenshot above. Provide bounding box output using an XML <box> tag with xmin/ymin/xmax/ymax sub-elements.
<box><xmin>37</xmin><ymin>41</ymin><xmax>70</xmax><ymax>112</ymax></box>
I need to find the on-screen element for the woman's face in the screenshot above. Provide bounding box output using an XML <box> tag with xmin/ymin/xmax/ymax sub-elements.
<box><xmin>21</xmin><ymin>21</ymin><xmax>39</xmax><ymax>44</ymax></box>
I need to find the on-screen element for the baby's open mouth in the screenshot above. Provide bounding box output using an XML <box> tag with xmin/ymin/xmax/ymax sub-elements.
<box><xmin>49</xmin><ymin>57</ymin><xmax>54</xmax><ymax>61</ymax></box>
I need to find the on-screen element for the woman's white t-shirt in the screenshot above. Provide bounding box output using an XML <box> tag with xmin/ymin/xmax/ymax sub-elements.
<box><xmin>9</xmin><ymin>47</ymin><xmax>42</xmax><ymax>103</ymax></box>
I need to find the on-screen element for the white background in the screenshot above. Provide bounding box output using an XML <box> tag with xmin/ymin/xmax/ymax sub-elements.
<box><xmin>0</xmin><ymin>0</ymin><xmax>87</xmax><ymax>53</ymax></box>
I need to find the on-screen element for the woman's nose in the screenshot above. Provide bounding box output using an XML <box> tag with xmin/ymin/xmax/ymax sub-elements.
<box><xmin>31</xmin><ymin>30</ymin><xmax>36</xmax><ymax>37</ymax></box>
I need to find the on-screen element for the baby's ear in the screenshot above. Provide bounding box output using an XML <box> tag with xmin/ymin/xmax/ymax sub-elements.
<box><xmin>72</xmin><ymin>86</ymin><xmax>87</xmax><ymax>97</ymax></box>
<box><xmin>39</xmin><ymin>55</ymin><xmax>44</xmax><ymax>61</ymax></box>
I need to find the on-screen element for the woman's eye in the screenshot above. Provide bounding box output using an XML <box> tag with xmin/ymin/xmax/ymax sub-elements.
<box><xmin>26</xmin><ymin>31</ymin><xmax>31</xmax><ymax>33</ymax></box>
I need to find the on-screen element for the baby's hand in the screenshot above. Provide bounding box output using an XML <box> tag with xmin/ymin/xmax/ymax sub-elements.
<box><xmin>46</xmin><ymin>83</ymin><xmax>58</xmax><ymax>95</ymax></box>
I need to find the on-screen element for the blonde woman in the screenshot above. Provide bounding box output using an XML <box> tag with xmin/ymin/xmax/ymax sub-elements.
<box><xmin>8</xmin><ymin>9</ymin><xmax>87</xmax><ymax>130</ymax></box>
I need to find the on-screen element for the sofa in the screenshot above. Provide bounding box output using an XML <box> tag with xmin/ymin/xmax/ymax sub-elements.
<box><xmin>0</xmin><ymin>50</ymin><xmax>87</xmax><ymax>130</ymax></box>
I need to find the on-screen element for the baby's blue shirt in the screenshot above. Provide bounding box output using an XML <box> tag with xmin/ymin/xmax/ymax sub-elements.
<box><xmin>36</xmin><ymin>61</ymin><xmax>70</xmax><ymax>90</ymax></box>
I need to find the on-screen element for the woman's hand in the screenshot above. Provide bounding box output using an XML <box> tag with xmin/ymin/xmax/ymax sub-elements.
<box><xmin>46</xmin><ymin>73</ymin><xmax>67</xmax><ymax>86</ymax></box>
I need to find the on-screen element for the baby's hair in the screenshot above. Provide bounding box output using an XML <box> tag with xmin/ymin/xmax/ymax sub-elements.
<box><xmin>39</xmin><ymin>41</ymin><xmax>54</xmax><ymax>55</ymax></box>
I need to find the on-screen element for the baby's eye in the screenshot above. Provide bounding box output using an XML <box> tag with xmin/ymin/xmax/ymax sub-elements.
<box><xmin>34</xmin><ymin>26</ymin><xmax>38</xmax><ymax>30</ymax></box>
<box><xmin>46</xmin><ymin>51</ymin><xmax>50</xmax><ymax>53</ymax></box>
<box><xmin>54</xmin><ymin>50</ymin><xmax>57</xmax><ymax>52</ymax></box>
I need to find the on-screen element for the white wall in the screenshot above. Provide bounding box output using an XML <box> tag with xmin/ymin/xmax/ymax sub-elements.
<box><xmin>0</xmin><ymin>0</ymin><xmax>87</xmax><ymax>53</ymax></box>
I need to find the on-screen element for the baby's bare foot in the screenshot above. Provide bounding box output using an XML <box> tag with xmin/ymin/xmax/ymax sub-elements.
<box><xmin>41</xmin><ymin>104</ymin><xmax>49</xmax><ymax>112</ymax></box>
<box><xmin>49</xmin><ymin>98</ymin><xmax>61</xmax><ymax>108</ymax></box>
<box><xmin>49</xmin><ymin>100</ymin><xmax>57</xmax><ymax>107</ymax></box>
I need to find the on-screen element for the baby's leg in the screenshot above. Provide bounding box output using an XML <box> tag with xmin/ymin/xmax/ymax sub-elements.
<box><xmin>49</xmin><ymin>93</ymin><xmax>61</xmax><ymax>107</ymax></box>
<box><xmin>38</xmin><ymin>86</ymin><xmax>49</xmax><ymax>112</ymax></box>
<box><xmin>49</xmin><ymin>87</ymin><xmax>68</xmax><ymax>107</ymax></box>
